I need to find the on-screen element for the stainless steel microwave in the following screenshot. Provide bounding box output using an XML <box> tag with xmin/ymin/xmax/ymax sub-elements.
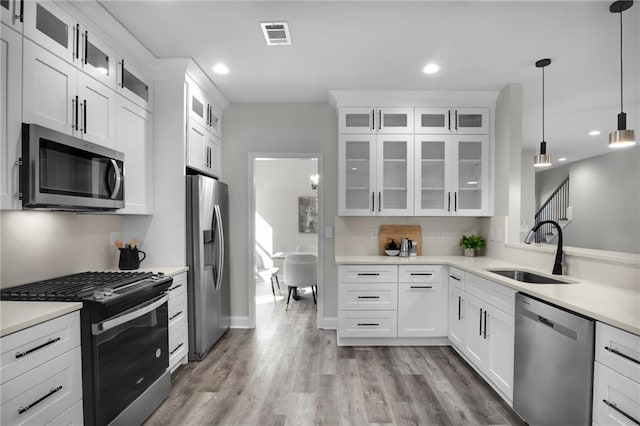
<box><xmin>21</xmin><ymin>123</ymin><xmax>125</xmax><ymax>210</ymax></box>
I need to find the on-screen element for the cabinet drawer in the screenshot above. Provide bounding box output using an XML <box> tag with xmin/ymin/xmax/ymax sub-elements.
<box><xmin>47</xmin><ymin>399</ymin><xmax>83</xmax><ymax>425</ymax></box>
<box><xmin>338</xmin><ymin>265</ymin><xmax>397</xmax><ymax>283</ymax></box>
<box><xmin>465</xmin><ymin>273</ymin><xmax>489</xmax><ymax>301</ymax></box>
<box><xmin>168</xmin><ymin>292</ymin><xmax>188</xmax><ymax>327</ymax></box>
<box><xmin>448</xmin><ymin>267</ymin><xmax>465</xmax><ymax>290</ymax></box>
<box><xmin>593</xmin><ymin>362</ymin><xmax>640</xmax><ymax>426</ymax></box>
<box><xmin>1</xmin><ymin>311</ymin><xmax>80</xmax><ymax>385</ymax></box>
<box><xmin>398</xmin><ymin>265</ymin><xmax>443</xmax><ymax>283</ymax></box>
<box><xmin>338</xmin><ymin>283</ymin><xmax>397</xmax><ymax>311</ymax></box>
<box><xmin>338</xmin><ymin>311</ymin><xmax>397</xmax><ymax>338</ymax></box>
<box><xmin>168</xmin><ymin>272</ymin><xmax>187</xmax><ymax>297</ymax></box>
<box><xmin>1</xmin><ymin>347</ymin><xmax>82</xmax><ymax>425</ymax></box>
<box><xmin>596</xmin><ymin>322</ymin><xmax>640</xmax><ymax>383</ymax></box>
<box><xmin>466</xmin><ymin>274</ymin><xmax>515</xmax><ymax>315</ymax></box>
<box><xmin>169</xmin><ymin>319</ymin><xmax>187</xmax><ymax>370</ymax></box>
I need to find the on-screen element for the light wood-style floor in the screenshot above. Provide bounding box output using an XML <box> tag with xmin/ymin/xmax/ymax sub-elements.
<box><xmin>145</xmin><ymin>280</ymin><xmax>525</xmax><ymax>425</ymax></box>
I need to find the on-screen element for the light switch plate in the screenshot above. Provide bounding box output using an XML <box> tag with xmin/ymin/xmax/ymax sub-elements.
<box><xmin>324</xmin><ymin>226</ymin><xmax>333</xmax><ymax>239</ymax></box>
<box><xmin>370</xmin><ymin>228</ymin><xmax>378</xmax><ymax>239</ymax></box>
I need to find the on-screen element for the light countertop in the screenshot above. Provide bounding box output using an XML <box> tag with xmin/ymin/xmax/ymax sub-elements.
<box><xmin>0</xmin><ymin>301</ymin><xmax>83</xmax><ymax>337</ymax></box>
<box><xmin>335</xmin><ymin>255</ymin><xmax>640</xmax><ymax>336</ymax></box>
<box><xmin>107</xmin><ymin>266</ymin><xmax>189</xmax><ymax>276</ymax></box>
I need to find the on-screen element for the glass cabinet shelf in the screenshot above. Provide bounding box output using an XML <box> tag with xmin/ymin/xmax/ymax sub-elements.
<box><xmin>421</xmin><ymin>187</ymin><xmax>445</xmax><ymax>191</ymax></box>
<box><xmin>383</xmin><ymin>187</ymin><xmax>407</xmax><ymax>191</ymax></box>
<box><xmin>346</xmin><ymin>187</ymin><xmax>368</xmax><ymax>190</ymax></box>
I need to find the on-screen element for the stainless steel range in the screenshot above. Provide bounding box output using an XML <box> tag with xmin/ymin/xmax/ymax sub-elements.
<box><xmin>1</xmin><ymin>271</ymin><xmax>173</xmax><ymax>426</ymax></box>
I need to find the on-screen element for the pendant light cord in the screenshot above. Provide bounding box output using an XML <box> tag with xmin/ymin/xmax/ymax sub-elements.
<box><xmin>619</xmin><ymin>11</ymin><xmax>624</xmax><ymax>113</ymax></box>
<box><xmin>542</xmin><ymin>65</ymin><xmax>545</xmax><ymax>141</ymax></box>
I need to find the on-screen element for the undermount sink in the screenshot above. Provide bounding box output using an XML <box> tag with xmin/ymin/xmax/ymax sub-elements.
<box><xmin>486</xmin><ymin>269</ymin><xmax>571</xmax><ymax>284</ymax></box>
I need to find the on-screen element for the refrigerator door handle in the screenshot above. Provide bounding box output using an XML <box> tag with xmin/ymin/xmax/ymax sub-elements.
<box><xmin>214</xmin><ymin>204</ymin><xmax>224</xmax><ymax>291</ymax></box>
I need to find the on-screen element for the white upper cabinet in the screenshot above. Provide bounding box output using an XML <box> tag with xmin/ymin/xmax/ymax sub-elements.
<box><xmin>79</xmin><ymin>26</ymin><xmax>117</xmax><ymax>89</ymax></box>
<box><xmin>77</xmin><ymin>71</ymin><xmax>116</xmax><ymax>149</ymax></box>
<box><xmin>1</xmin><ymin>0</ymin><xmax>23</xmax><ymax>32</ymax></box>
<box><xmin>339</xmin><ymin>107</ymin><xmax>413</xmax><ymax>134</ymax></box>
<box><xmin>117</xmin><ymin>57</ymin><xmax>152</xmax><ymax>111</ymax></box>
<box><xmin>186</xmin><ymin>77</ymin><xmax>223</xmax><ymax>177</ymax></box>
<box><xmin>414</xmin><ymin>134</ymin><xmax>452</xmax><ymax>215</ymax></box>
<box><xmin>23</xmin><ymin>1</ymin><xmax>76</xmax><ymax>62</ymax></box>
<box><xmin>338</xmin><ymin>135</ymin><xmax>376</xmax><ymax>215</ymax></box>
<box><xmin>1</xmin><ymin>23</ymin><xmax>22</xmax><ymax>210</ymax></box>
<box><xmin>452</xmin><ymin>135</ymin><xmax>489</xmax><ymax>215</ymax></box>
<box><xmin>188</xmin><ymin>77</ymin><xmax>221</xmax><ymax>138</ymax></box>
<box><xmin>415</xmin><ymin>107</ymin><xmax>488</xmax><ymax>134</ymax></box>
<box><xmin>376</xmin><ymin>135</ymin><xmax>414</xmax><ymax>215</ymax></box>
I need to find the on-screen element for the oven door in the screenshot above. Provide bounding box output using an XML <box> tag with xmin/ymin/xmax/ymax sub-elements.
<box><xmin>22</xmin><ymin>123</ymin><xmax>125</xmax><ymax>210</ymax></box>
<box><xmin>91</xmin><ymin>294</ymin><xmax>169</xmax><ymax>426</ymax></box>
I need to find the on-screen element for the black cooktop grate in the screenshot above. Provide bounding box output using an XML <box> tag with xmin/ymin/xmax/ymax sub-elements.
<box><xmin>1</xmin><ymin>271</ymin><xmax>154</xmax><ymax>301</ymax></box>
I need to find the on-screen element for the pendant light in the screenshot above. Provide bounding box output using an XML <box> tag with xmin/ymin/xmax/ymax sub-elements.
<box><xmin>609</xmin><ymin>0</ymin><xmax>636</xmax><ymax>148</ymax></box>
<box><xmin>534</xmin><ymin>58</ymin><xmax>552</xmax><ymax>167</ymax></box>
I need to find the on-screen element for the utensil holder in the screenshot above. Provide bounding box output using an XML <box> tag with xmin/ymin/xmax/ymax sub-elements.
<box><xmin>118</xmin><ymin>247</ymin><xmax>146</xmax><ymax>270</ymax></box>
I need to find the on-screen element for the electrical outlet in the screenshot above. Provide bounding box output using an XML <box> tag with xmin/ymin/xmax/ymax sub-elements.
<box><xmin>437</xmin><ymin>230</ymin><xmax>445</xmax><ymax>240</ymax></box>
<box><xmin>370</xmin><ymin>228</ymin><xmax>378</xmax><ymax>239</ymax></box>
<box><xmin>110</xmin><ymin>232</ymin><xmax>120</xmax><ymax>247</ymax></box>
<box><xmin>489</xmin><ymin>229</ymin><xmax>495</xmax><ymax>241</ymax></box>
<box><xmin>324</xmin><ymin>226</ymin><xmax>333</xmax><ymax>239</ymax></box>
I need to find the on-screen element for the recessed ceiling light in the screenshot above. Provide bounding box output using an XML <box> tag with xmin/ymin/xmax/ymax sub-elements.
<box><xmin>589</xmin><ymin>130</ymin><xmax>600</xmax><ymax>136</ymax></box>
<box><xmin>422</xmin><ymin>63</ymin><xmax>440</xmax><ymax>74</ymax></box>
<box><xmin>558</xmin><ymin>157</ymin><xmax>567</xmax><ymax>162</ymax></box>
<box><xmin>466</xmin><ymin>181</ymin><xmax>478</xmax><ymax>185</ymax></box>
<box><xmin>212</xmin><ymin>63</ymin><xmax>229</xmax><ymax>75</ymax></box>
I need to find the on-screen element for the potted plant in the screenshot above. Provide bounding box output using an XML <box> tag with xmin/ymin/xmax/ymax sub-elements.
<box><xmin>384</xmin><ymin>239</ymin><xmax>400</xmax><ymax>256</ymax></box>
<box><xmin>459</xmin><ymin>234</ymin><xmax>486</xmax><ymax>257</ymax></box>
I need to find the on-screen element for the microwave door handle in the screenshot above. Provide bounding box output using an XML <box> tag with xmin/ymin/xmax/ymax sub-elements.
<box><xmin>214</xmin><ymin>204</ymin><xmax>224</xmax><ymax>291</ymax></box>
<box><xmin>109</xmin><ymin>159</ymin><xmax>122</xmax><ymax>200</ymax></box>
<box><xmin>92</xmin><ymin>294</ymin><xmax>168</xmax><ymax>335</ymax></box>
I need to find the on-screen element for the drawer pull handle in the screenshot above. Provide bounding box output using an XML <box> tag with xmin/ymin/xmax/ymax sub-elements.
<box><xmin>450</xmin><ymin>275</ymin><xmax>461</xmax><ymax>281</ymax></box>
<box><xmin>357</xmin><ymin>273</ymin><xmax>380</xmax><ymax>276</ymax></box>
<box><xmin>410</xmin><ymin>273</ymin><xmax>432</xmax><ymax>276</ymax></box>
<box><xmin>602</xmin><ymin>399</ymin><xmax>640</xmax><ymax>425</ymax></box>
<box><xmin>357</xmin><ymin>323</ymin><xmax>379</xmax><ymax>327</ymax></box>
<box><xmin>170</xmin><ymin>342</ymin><xmax>184</xmax><ymax>356</ymax></box>
<box><xmin>168</xmin><ymin>284</ymin><xmax>183</xmax><ymax>292</ymax></box>
<box><xmin>169</xmin><ymin>311</ymin><xmax>183</xmax><ymax>321</ymax></box>
<box><xmin>15</xmin><ymin>337</ymin><xmax>61</xmax><ymax>359</ymax></box>
<box><xmin>18</xmin><ymin>385</ymin><xmax>63</xmax><ymax>414</ymax></box>
<box><xmin>410</xmin><ymin>286</ymin><xmax>432</xmax><ymax>289</ymax></box>
<box><xmin>605</xmin><ymin>346</ymin><xmax>640</xmax><ymax>365</ymax></box>
<box><xmin>357</xmin><ymin>296</ymin><xmax>380</xmax><ymax>299</ymax></box>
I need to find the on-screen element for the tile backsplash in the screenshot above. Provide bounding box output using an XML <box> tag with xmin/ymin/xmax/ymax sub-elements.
<box><xmin>1</xmin><ymin>211</ymin><xmax>122</xmax><ymax>288</ymax></box>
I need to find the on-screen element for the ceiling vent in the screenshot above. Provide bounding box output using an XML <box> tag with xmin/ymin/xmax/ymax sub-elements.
<box><xmin>260</xmin><ymin>22</ymin><xmax>292</xmax><ymax>46</ymax></box>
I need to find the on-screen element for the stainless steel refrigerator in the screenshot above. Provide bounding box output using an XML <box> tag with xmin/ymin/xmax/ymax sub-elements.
<box><xmin>186</xmin><ymin>175</ymin><xmax>231</xmax><ymax>361</ymax></box>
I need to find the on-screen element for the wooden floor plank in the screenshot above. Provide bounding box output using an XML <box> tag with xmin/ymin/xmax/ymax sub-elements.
<box><xmin>145</xmin><ymin>280</ymin><xmax>524</xmax><ymax>425</ymax></box>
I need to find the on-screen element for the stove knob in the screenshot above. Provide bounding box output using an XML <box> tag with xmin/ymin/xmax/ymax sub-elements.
<box><xmin>93</xmin><ymin>290</ymin><xmax>104</xmax><ymax>300</ymax></box>
<box><xmin>157</xmin><ymin>272</ymin><xmax>165</xmax><ymax>278</ymax></box>
<box><xmin>102</xmin><ymin>288</ymin><xmax>114</xmax><ymax>297</ymax></box>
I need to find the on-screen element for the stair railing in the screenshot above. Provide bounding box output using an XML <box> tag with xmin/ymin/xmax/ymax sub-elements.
<box><xmin>534</xmin><ymin>176</ymin><xmax>569</xmax><ymax>243</ymax></box>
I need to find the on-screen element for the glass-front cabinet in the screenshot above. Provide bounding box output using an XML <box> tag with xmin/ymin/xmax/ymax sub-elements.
<box><xmin>414</xmin><ymin>135</ymin><xmax>451</xmax><ymax>215</ymax></box>
<box><xmin>24</xmin><ymin>1</ymin><xmax>76</xmax><ymax>62</ymax></box>
<box><xmin>339</xmin><ymin>107</ymin><xmax>413</xmax><ymax>134</ymax></box>
<box><xmin>1</xmin><ymin>0</ymin><xmax>23</xmax><ymax>31</ymax></box>
<box><xmin>415</xmin><ymin>107</ymin><xmax>488</xmax><ymax>134</ymax></box>
<box><xmin>338</xmin><ymin>135</ymin><xmax>413</xmax><ymax>216</ymax></box>
<box><xmin>452</xmin><ymin>135</ymin><xmax>489</xmax><ymax>215</ymax></box>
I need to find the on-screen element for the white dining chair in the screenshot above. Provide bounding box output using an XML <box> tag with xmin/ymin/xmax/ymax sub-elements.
<box><xmin>255</xmin><ymin>250</ymin><xmax>280</xmax><ymax>301</ymax></box>
<box><xmin>283</xmin><ymin>253</ymin><xmax>317</xmax><ymax>311</ymax></box>
<box><xmin>295</xmin><ymin>244</ymin><xmax>317</xmax><ymax>254</ymax></box>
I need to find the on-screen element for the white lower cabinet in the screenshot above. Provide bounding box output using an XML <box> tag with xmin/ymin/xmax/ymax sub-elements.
<box><xmin>593</xmin><ymin>322</ymin><xmax>640</xmax><ymax>425</ymax></box>
<box><xmin>397</xmin><ymin>265</ymin><xmax>446</xmax><ymax>337</ymax></box>
<box><xmin>168</xmin><ymin>271</ymin><xmax>188</xmax><ymax>372</ymax></box>
<box><xmin>449</xmin><ymin>270</ymin><xmax>516</xmax><ymax>402</ymax></box>
<box><xmin>0</xmin><ymin>311</ymin><xmax>83</xmax><ymax>425</ymax></box>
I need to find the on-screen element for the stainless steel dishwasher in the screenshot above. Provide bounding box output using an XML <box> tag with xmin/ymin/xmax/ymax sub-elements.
<box><xmin>513</xmin><ymin>293</ymin><xmax>595</xmax><ymax>426</ymax></box>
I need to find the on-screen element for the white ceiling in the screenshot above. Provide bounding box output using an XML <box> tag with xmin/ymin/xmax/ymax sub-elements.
<box><xmin>100</xmin><ymin>0</ymin><xmax>640</xmax><ymax>164</ymax></box>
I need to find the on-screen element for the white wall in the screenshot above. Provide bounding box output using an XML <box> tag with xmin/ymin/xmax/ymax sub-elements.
<box><xmin>535</xmin><ymin>147</ymin><xmax>640</xmax><ymax>254</ymax></box>
<box><xmin>255</xmin><ymin>158</ymin><xmax>318</xmax><ymax>259</ymax></box>
<box><xmin>520</xmin><ymin>149</ymin><xmax>536</xmax><ymax>237</ymax></box>
<box><xmin>1</xmin><ymin>211</ymin><xmax>122</xmax><ymax>287</ymax></box>
<box><xmin>222</xmin><ymin>104</ymin><xmax>338</xmax><ymax>321</ymax></box>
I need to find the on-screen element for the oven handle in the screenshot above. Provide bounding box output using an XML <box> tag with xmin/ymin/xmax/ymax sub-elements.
<box><xmin>92</xmin><ymin>294</ymin><xmax>168</xmax><ymax>335</ymax></box>
<box><xmin>109</xmin><ymin>159</ymin><xmax>122</xmax><ymax>200</ymax></box>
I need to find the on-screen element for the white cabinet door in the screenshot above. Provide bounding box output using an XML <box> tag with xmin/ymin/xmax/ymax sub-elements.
<box><xmin>398</xmin><ymin>282</ymin><xmax>444</xmax><ymax>337</ymax></box>
<box><xmin>209</xmin><ymin>104</ymin><xmax>221</xmax><ymax>138</ymax></box>
<box><xmin>1</xmin><ymin>24</ymin><xmax>22</xmax><ymax>210</ymax></box>
<box><xmin>448</xmin><ymin>284</ymin><xmax>465</xmax><ymax>350</ymax></box>
<box><xmin>79</xmin><ymin>26</ymin><xmax>116</xmax><ymax>89</ymax></box>
<box><xmin>593</xmin><ymin>362</ymin><xmax>640</xmax><ymax>426</ymax></box>
<box><xmin>414</xmin><ymin>134</ymin><xmax>452</xmax><ymax>215</ymax></box>
<box><xmin>117</xmin><ymin>57</ymin><xmax>152</xmax><ymax>111</ymax></box>
<box><xmin>23</xmin><ymin>1</ymin><xmax>77</xmax><ymax>63</ymax></box>
<box><xmin>1</xmin><ymin>0</ymin><xmax>22</xmax><ymax>31</ymax></box>
<box><xmin>187</xmin><ymin>78</ymin><xmax>207</xmax><ymax>128</ymax></box>
<box><xmin>452</xmin><ymin>134</ymin><xmax>489</xmax><ymax>216</ymax></box>
<box><xmin>378</xmin><ymin>107</ymin><xmax>413</xmax><ymax>134</ymax></box>
<box><xmin>453</xmin><ymin>107</ymin><xmax>489</xmax><ymax>134</ymax></box>
<box><xmin>187</xmin><ymin>119</ymin><xmax>208</xmax><ymax>174</ymax></box>
<box><xmin>77</xmin><ymin>71</ymin><xmax>116</xmax><ymax>149</ymax></box>
<box><xmin>338</xmin><ymin>134</ymin><xmax>376</xmax><ymax>215</ymax></box>
<box><xmin>464</xmin><ymin>293</ymin><xmax>488</xmax><ymax>370</ymax></box>
<box><xmin>23</xmin><ymin>39</ymin><xmax>77</xmax><ymax>136</ymax></box>
<box><xmin>415</xmin><ymin>107</ymin><xmax>451</xmax><ymax>134</ymax></box>
<box><xmin>116</xmin><ymin>95</ymin><xmax>153</xmax><ymax>214</ymax></box>
<box><xmin>376</xmin><ymin>135</ymin><xmax>413</xmax><ymax>215</ymax></box>
<box><xmin>339</xmin><ymin>107</ymin><xmax>376</xmax><ymax>134</ymax></box>
<box><xmin>485</xmin><ymin>304</ymin><xmax>515</xmax><ymax>401</ymax></box>
<box><xmin>206</xmin><ymin>133</ymin><xmax>220</xmax><ymax>177</ymax></box>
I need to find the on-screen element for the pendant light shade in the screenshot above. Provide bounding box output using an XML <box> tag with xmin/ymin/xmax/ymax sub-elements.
<box><xmin>609</xmin><ymin>0</ymin><xmax>636</xmax><ymax>148</ymax></box>
<box><xmin>534</xmin><ymin>58</ymin><xmax>552</xmax><ymax>167</ymax></box>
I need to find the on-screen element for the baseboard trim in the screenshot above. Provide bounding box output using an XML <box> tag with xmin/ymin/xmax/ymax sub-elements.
<box><xmin>318</xmin><ymin>316</ymin><xmax>337</xmax><ymax>330</ymax></box>
<box><xmin>230</xmin><ymin>316</ymin><xmax>251</xmax><ymax>329</ymax></box>
<box><xmin>337</xmin><ymin>336</ymin><xmax>449</xmax><ymax>346</ymax></box>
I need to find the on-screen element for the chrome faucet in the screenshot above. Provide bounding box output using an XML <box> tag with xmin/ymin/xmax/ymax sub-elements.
<box><xmin>524</xmin><ymin>220</ymin><xmax>564</xmax><ymax>275</ymax></box>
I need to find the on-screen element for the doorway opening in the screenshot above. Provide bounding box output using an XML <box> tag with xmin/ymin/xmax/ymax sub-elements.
<box><xmin>248</xmin><ymin>153</ymin><xmax>323</xmax><ymax>328</ymax></box>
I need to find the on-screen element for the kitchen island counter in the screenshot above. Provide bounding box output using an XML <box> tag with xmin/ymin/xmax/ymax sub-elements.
<box><xmin>336</xmin><ymin>255</ymin><xmax>640</xmax><ymax>336</ymax></box>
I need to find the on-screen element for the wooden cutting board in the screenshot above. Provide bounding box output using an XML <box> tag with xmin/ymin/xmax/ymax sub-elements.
<box><xmin>378</xmin><ymin>225</ymin><xmax>422</xmax><ymax>255</ymax></box>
